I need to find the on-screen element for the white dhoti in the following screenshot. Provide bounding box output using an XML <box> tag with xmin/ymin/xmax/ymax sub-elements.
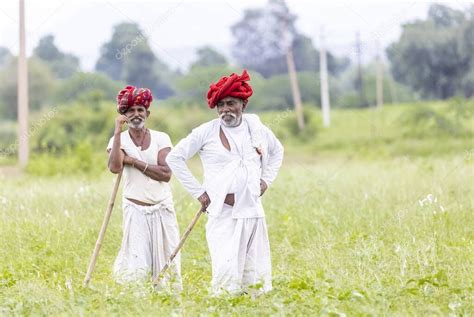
<box><xmin>113</xmin><ymin>199</ymin><xmax>182</xmax><ymax>291</ymax></box>
<box><xmin>166</xmin><ymin>115</ymin><xmax>284</xmax><ymax>295</ymax></box>
<box><xmin>206</xmin><ymin>205</ymin><xmax>272</xmax><ymax>295</ymax></box>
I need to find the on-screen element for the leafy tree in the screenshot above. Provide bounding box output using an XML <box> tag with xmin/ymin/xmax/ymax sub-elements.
<box><xmin>95</xmin><ymin>22</ymin><xmax>174</xmax><ymax>98</ymax></box>
<box><xmin>0</xmin><ymin>57</ymin><xmax>54</xmax><ymax>119</ymax></box>
<box><xmin>231</xmin><ymin>0</ymin><xmax>295</xmax><ymax>78</ymax></box>
<box><xmin>231</xmin><ymin>0</ymin><xmax>349</xmax><ymax>78</ymax></box>
<box><xmin>0</xmin><ymin>47</ymin><xmax>12</xmax><ymax>68</ymax></box>
<box><xmin>251</xmin><ymin>72</ymin><xmax>321</xmax><ymax>111</ymax></box>
<box><xmin>333</xmin><ymin>63</ymin><xmax>417</xmax><ymax>108</ymax></box>
<box><xmin>173</xmin><ymin>65</ymin><xmax>234</xmax><ymax>104</ymax></box>
<box><xmin>33</xmin><ymin>35</ymin><xmax>80</xmax><ymax>79</ymax></box>
<box><xmin>54</xmin><ymin>72</ymin><xmax>124</xmax><ymax>104</ymax></box>
<box><xmin>34</xmin><ymin>35</ymin><xmax>61</xmax><ymax>61</ymax></box>
<box><xmin>387</xmin><ymin>4</ymin><xmax>473</xmax><ymax>99</ymax></box>
<box><xmin>191</xmin><ymin>46</ymin><xmax>227</xmax><ymax>69</ymax></box>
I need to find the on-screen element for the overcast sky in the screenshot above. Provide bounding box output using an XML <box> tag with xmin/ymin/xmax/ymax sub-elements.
<box><xmin>0</xmin><ymin>0</ymin><xmax>470</xmax><ymax>71</ymax></box>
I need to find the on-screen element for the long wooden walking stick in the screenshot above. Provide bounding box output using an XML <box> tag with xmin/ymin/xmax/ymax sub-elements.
<box><xmin>83</xmin><ymin>171</ymin><xmax>123</xmax><ymax>287</ymax></box>
<box><xmin>152</xmin><ymin>206</ymin><xmax>206</xmax><ymax>285</ymax></box>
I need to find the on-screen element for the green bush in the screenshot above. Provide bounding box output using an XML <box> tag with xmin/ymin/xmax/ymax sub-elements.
<box><xmin>32</xmin><ymin>101</ymin><xmax>116</xmax><ymax>154</ymax></box>
<box><xmin>54</xmin><ymin>72</ymin><xmax>123</xmax><ymax>104</ymax></box>
<box><xmin>6</xmin><ymin>98</ymin><xmax>472</xmax><ymax>175</ymax></box>
<box><xmin>398</xmin><ymin>98</ymin><xmax>473</xmax><ymax>138</ymax></box>
<box><xmin>251</xmin><ymin>72</ymin><xmax>320</xmax><ymax>111</ymax></box>
<box><xmin>0</xmin><ymin>121</ymin><xmax>16</xmax><ymax>156</ymax></box>
<box><xmin>266</xmin><ymin>106</ymin><xmax>321</xmax><ymax>143</ymax></box>
<box><xmin>26</xmin><ymin>141</ymin><xmax>103</xmax><ymax>176</ymax></box>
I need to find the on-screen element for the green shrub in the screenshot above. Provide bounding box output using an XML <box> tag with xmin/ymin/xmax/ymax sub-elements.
<box><xmin>32</xmin><ymin>101</ymin><xmax>116</xmax><ymax>154</ymax></box>
<box><xmin>26</xmin><ymin>142</ymin><xmax>103</xmax><ymax>176</ymax></box>
<box><xmin>268</xmin><ymin>106</ymin><xmax>321</xmax><ymax>142</ymax></box>
<box><xmin>398</xmin><ymin>98</ymin><xmax>473</xmax><ymax>138</ymax></box>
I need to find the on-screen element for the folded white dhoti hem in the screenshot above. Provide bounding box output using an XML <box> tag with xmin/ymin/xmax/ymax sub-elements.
<box><xmin>206</xmin><ymin>205</ymin><xmax>272</xmax><ymax>296</ymax></box>
<box><xmin>113</xmin><ymin>199</ymin><xmax>182</xmax><ymax>292</ymax></box>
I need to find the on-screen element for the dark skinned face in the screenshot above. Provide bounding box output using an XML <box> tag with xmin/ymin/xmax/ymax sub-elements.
<box><xmin>125</xmin><ymin>105</ymin><xmax>149</xmax><ymax>129</ymax></box>
<box><xmin>216</xmin><ymin>97</ymin><xmax>246</xmax><ymax>127</ymax></box>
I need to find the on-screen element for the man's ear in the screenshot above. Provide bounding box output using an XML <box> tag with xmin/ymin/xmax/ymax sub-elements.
<box><xmin>146</xmin><ymin>110</ymin><xmax>151</xmax><ymax>117</ymax></box>
<box><xmin>242</xmin><ymin>100</ymin><xmax>247</xmax><ymax>111</ymax></box>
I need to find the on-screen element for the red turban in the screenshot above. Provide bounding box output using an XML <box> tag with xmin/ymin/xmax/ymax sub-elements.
<box><xmin>207</xmin><ymin>70</ymin><xmax>253</xmax><ymax>108</ymax></box>
<box><xmin>116</xmin><ymin>85</ymin><xmax>153</xmax><ymax>114</ymax></box>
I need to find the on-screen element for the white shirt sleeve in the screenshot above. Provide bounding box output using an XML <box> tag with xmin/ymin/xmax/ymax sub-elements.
<box><xmin>106</xmin><ymin>133</ymin><xmax>126</xmax><ymax>152</ymax></box>
<box><xmin>106</xmin><ymin>137</ymin><xmax>113</xmax><ymax>152</ymax></box>
<box><xmin>261</xmin><ymin>127</ymin><xmax>284</xmax><ymax>187</ymax></box>
<box><xmin>106</xmin><ymin>136</ymin><xmax>124</xmax><ymax>152</ymax></box>
<box><xmin>157</xmin><ymin>132</ymin><xmax>173</xmax><ymax>152</ymax></box>
<box><xmin>166</xmin><ymin>127</ymin><xmax>206</xmax><ymax>199</ymax></box>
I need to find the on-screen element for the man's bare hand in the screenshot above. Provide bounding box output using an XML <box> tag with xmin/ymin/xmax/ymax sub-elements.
<box><xmin>260</xmin><ymin>179</ymin><xmax>268</xmax><ymax>196</ymax></box>
<box><xmin>198</xmin><ymin>192</ymin><xmax>211</xmax><ymax>210</ymax></box>
<box><xmin>115</xmin><ymin>115</ymin><xmax>129</xmax><ymax>133</ymax></box>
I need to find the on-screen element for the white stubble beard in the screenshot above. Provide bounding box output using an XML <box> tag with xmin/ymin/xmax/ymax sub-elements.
<box><xmin>129</xmin><ymin>118</ymin><xmax>145</xmax><ymax>129</ymax></box>
<box><xmin>220</xmin><ymin>113</ymin><xmax>241</xmax><ymax>127</ymax></box>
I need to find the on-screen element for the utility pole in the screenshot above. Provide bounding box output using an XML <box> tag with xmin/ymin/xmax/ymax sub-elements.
<box><xmin>18</xmin><ymin>0</ymin><xmax>29</xmax><ymax>168</ymax></box>
<box><xmin>319</xmin><ymin>26</ymin><xmax>330</xmax><ymax>127</ymax></box>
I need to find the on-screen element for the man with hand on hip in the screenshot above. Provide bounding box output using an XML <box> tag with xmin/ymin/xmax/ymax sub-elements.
<box><xmin>166</xmin><ymin>70</ymin><xmax>284</xmax><ymax>296</ymax></box>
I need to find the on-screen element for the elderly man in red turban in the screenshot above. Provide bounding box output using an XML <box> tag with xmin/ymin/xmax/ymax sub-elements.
<box><xmin>167</xmin><ymin>70</ymin><xmax>284</xmax><ymax>296</ymax></box>
<box><xmin>107</xmin><ymin>85</ymin><xmax>182</xmax><ymax>291</ymax></box>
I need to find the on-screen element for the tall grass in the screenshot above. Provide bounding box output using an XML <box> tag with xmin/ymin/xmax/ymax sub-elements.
<box><xmin>1</xmin><ymin>155</ymin><xmax>472</xmax><ymax>315</ymax></box>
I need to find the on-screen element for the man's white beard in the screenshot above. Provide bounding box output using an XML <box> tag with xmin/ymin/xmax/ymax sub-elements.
<box><xmin>129</xmin><ymin>118</ymin><xmax>145</xmax><ymax>129</ymax></box>
<box><xmin>220</xmin><ymin>113</ymin><xmax>240</xmax><ymax>127</ymax></box>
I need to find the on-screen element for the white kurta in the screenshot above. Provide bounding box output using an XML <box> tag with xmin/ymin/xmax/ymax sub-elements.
<box><xmin>166</xmin><ymin>114</ymin><xmax>284</xmax><ymax>295</ymax></box>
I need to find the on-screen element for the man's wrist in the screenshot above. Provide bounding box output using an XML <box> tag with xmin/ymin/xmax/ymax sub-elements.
<box><xmin>194</xmin><ymin>189</ymin><xmax>206</xmax><ymax>200</ymax></box>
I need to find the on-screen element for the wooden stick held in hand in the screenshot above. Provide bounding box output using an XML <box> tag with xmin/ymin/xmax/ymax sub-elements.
<box><xmin>152</xmin><ymin>207</ymin><xmax>205</xmax><ymax>285</ymax></box>
<box><xmin>83</xmin><ymin>171</ymin><xmax>123</xmax><ymax>287</ymax></box>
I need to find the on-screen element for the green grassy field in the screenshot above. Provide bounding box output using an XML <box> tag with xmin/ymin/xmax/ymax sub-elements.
<box><xmin>1</xmin><ymin>100</ymin><xmax>473</xmax><ymax>315</ymax></box>
<box><xmin>1</xmin><ymin>153</ymin><xmax>473</xmax><ymax>315</ymax></box>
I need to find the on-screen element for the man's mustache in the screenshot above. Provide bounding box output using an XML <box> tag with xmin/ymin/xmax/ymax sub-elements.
<box><xmin>220</xmin><ymin>113</ymin><xmax>237</xmax><ymax>120</ymax></box>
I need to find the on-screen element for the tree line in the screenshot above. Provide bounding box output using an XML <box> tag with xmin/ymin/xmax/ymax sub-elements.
<box><xmin>0</xmin><ymin>1</ymin><xmax>472</xmax><ymax>120</ymax></box>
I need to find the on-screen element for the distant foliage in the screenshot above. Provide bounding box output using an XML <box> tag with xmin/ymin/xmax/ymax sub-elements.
<box><xmin>230</xmin><ymin>0</ymin><xmax>349</xmax><ymax>78</ymax></box>
<box><xmin>267</xmin><ymin>106</ymin><xmax>321</xmax><ymax>142</ymax></box>
<box><xmin>387</xmin><ymin>4</ymin><xmax>474</xmax><ymax>99</ymax></box>
<box><xmin>0</xmin><ymin>57</ymin><xmax>54</xmax><ymax>119</ymax></box>
<box><xmin>32</xmin><ymin>101</ymin><xmax>116</xmax><ymax>154</ymax></box>
<box><xmin>333</xmin><ymin>62</ymin><xmax>418</xmax><ymax>108</ymax></box>
<box><xmin>191</xmin><ymin>46</ymin><xmax>228</xmax><ymax>69</ymax></box>
<box><xmin>0</xmin><ymin>46</ymin><xmax>12</xmax><ymax>68</ymax></box>
<box><xmin>54</xmin><ymin>72</ymin><xmax>124</xmax><ymax>104</ymax></box>
<box><xmin>33</xmin><ymin>35</ymin><xmax>80</xmax><ymax>79</ymax></box>
<box><xmin>251</xmin><ymin>72</ymin><xmax>321</xmax><ymax>111</ymax></box>
<box><xmin>26</xmin><ymin>142</ymin><xmax>101</xmax><ymax>176</ymax></box>
<box><xmin>398</xmin><ymin>98</ymin><xmax>474</xmax><ymax>138</ymax></box>
<box><xmin>95</xmin><ymin>23</ymin><xmax>174</xmax><ymax>99</ymax></box>
<box><xmin>172</xmin><ymin>65</ymin><xmax>235</xmax><ymax>104</ymax></box>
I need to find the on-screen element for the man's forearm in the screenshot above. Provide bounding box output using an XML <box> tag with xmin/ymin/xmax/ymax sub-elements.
<box><xmin>129</xmin><ymin>159</ymin><xmax>171</xmax><ymax>182</ymax></box>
